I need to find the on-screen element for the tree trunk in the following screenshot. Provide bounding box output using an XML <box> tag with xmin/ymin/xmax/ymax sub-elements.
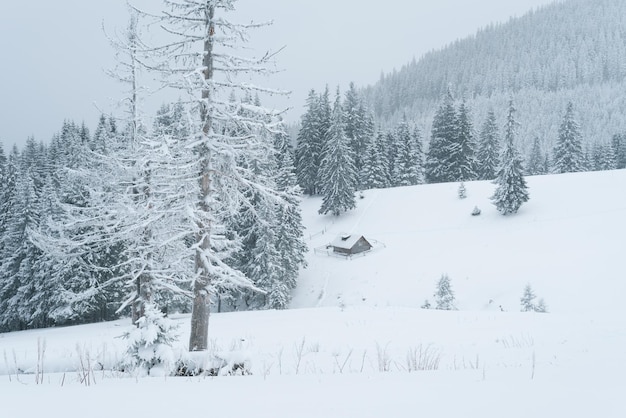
<box><xmin>188</xmin><ymin>4</ymin><xmax>215</xmax><ymax>352</ymax></box>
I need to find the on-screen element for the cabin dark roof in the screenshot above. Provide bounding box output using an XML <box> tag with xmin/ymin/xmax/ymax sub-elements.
<box><xmin>329</xmin><ymin>234</ymin><xmax>372</xmax><ymax>254</ymax></box>
<box><xmin>330</xmin><ymin>234</ymin><xmax>360</xmax><ymax>249</ymax></box>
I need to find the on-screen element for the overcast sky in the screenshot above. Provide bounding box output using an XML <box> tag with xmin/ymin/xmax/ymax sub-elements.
<box><xmin>0</xmin><ymin>0</ymin><xmax>557</xmax><ymax>150</ymax></box>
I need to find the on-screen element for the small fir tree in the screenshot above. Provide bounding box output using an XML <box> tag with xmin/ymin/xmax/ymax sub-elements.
<box><xmin>520</xmin><ymin>284</ymin><xmax>537</xmax><ymax>312</ymax></box>
<box><xmin>458</xmin><ymin>182</ymin><xmax>467</xmax><ymax>199</ymax></box>
<box><xmin>520</xmin><ymin>284</ymin><xmax>548</xmax><ymax>313</ymax></box>
<box><xmin>536</xmin><ymin>298</ymin><xmax>548</xmax><ymax>313</ymax></box>
<box><xmin>122</xmin><ymin>303</ymin><xmax>179</xmax><ymax>376</ymax></box>
<box><xmin>434</xmin><ymin>274</ymin><xmax>456</xmax><ymax>310</ymax></box>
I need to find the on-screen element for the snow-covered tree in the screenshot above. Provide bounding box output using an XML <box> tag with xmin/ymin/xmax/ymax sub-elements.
<box><xmin>121</xmin><ymin>303</ymin><xmax>178</xmax><ymax>376</ymax></box>
<box><xmin>0</xmin><ymin>144</ymin><xmax>14</xmax><ymax>288</ymax></box>
<box><xmin>458</xmin><ymin>182</ymin><xmax>467</xmax><ymax>199</ymax></box>
<box><xmin>272</xmin><ymin>132</ymin><xmax>307</xmax><ymax>306</ymax></box>
<box><xmin>344</xmin><ymin>82</ymin><xmax>368</xmax><ymax>176</ymax></box>
<box><xmin>143</xmin><ymin>0</ymin><xmax>286</xmax><ymax>351</ymax></box>
<box><xmin>384</xmin><ymin>129</ymin><xmax>398</xmax><ymax>185</ymax></box>
<box><xmin>448</xmin><ymin>100</ymin><xmax>477</xmax><ymax>181</ymax></box>
<box><xmin>426</xmin><ymin>89</ymin><xmax>457</xmax><ymax>183</ymax></box>
<box><xmin>319</xmin><ymin>88</ymin><xmax>357</xmax><ymax>216</ymax></box>
<box><xmin>611</xmin><ymin>133</ymin><xmax>626</xmax><ymax>169</ymax></box>
<box><xmin>92</xmin><ymin>114</ymin><xmax>115</xmax><ymax>154</ymax></box>
<box><xmin>591</xmin><ymin>142</ymin><xmax>616</xmax><ymax>171</ymax></box>
<box><xmin>224</xmin><ymin>115</ymin><xmax>306</xmax><ymax>312</ymax></box>
<box><xmin>553</xmin><ymin>102</ymin><xmax>584</xmax><ymax>173</ymax></box>
<box><xmin>412</xmin><ymin>126</ymin><xmax>425</xmax><ymax>183</ymax></box>
<box><xmin>476</xmin><ymin>110</ymin><xmax>500</xmax><ymax>180</ymax></box>
<box><xmin>536</xmin><ymin>298</ymin><xmax>548</xmax><ymax>313</ymax></box>
<box><xmin>0</xmin><ymin>166</ymin><xmax>41</xmax><ymax>330</ymax></box>
<box><xmin>526</xmin><ymin>137</ymin><xmax>546</xmax><ymax>175</ymax></box>
<box><xmin>295</xmin><ymin>90</ymin><xmax>324</xmax><ymax>195</ymax></box>
<box><xmin>520</xmin><ymin>284</ymin><xmax>537</xmax><ymax>312</ymax></box>
<box><xmin>360</xmin><ymin>131</ymin><xmax>390</xmax><ymax>189</ymax></box>
<box><xmin>434</xmin><ymin>274</ymin><xmax>456</xmax><ymax>310</ymax></box>
<box><xmin>491</xmin><ymin>100</ymin><xmax>529</xmax><ymax>215</ymax></box>
<box><xmin>520</xmin><ymin>284</ymin><xmax>548</xmax><ymax>313</ymax></box>
<box><xmin>393</xmin><ymin>118</ymin><xmax>423</xmax><ymax>186</ymax></box>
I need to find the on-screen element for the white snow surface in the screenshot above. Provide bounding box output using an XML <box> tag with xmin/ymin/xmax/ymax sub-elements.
<box><xmin>1</xmin><ymin>170</ymin><xmax>625</xmax><ymax>417</ymax></box>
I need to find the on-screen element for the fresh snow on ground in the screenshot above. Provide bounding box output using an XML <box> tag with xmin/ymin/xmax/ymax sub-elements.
<box><xmin>296</xmin><ymin>170</ymin><xmax>625</xmax><ymax>314</ymax></box>
<box><xmin>1</xmin><ymin>170</ymin><xmax>625</xmax><ymax>417</ymax></box>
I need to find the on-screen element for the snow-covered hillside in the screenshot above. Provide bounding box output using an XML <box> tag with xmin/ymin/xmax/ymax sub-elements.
<box><xmin>294</xmin><ymin>169</ymin><xmax>626</xmax><ymax>314</ymax></box>
<box><xmin>1</xmin><ymin>170</ymin><xmax>625</xmax><ymax>417</ymax></box>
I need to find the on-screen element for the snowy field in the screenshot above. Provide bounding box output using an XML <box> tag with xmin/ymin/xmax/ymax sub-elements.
<box><xmin>1</xmin><ymin>170</ymin><xmax>625</xmax><ymax>417</ymax></box>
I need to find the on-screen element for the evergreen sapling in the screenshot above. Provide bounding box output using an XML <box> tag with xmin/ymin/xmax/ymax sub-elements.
<box><xmin>434</xmin><ymin>274</ymin><xmax>456</xmax><ymax>310</ymax></box>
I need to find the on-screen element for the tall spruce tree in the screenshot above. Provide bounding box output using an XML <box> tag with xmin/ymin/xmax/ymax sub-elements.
<box><xmin>412</xmin><ymin>126</ymin><xmax>425</xmax><ymax>184</ymax></box>
<box><xmin>319</xmin><ymin>88</ymin><xmax>357</xmax><ymax>216</ymax></box>
<box><xmin>591</xmin><ymin>143</ymin><xmax>616</xmax><ymax>171</ymax></box>
<box><xmin>295</xmin><ymin>90</ymin><xmax>323</xmax><ymax>195</ymax></box>
<box><xmin>385</xmin><ymin>129</ymin><xmax>398</xmax><ymax>186</ymax></box>
<box><xmin>344</xmin><ymin>82</ymin><xmax>367</xmax><ymax>177</ymax></box>
<box><xmin>553</xmin><ymin>102</ymin><xmax>584</xmax><ymax>173</ymax></box>
<box><xmin>476</xmin><ymin>110</ymin><xmax>501</xmax><ymax>180</ymax></box>
<box><xmin>526</xmin><ymin>137</ymin><xmax>545</xmax><ymax>175</ymax></box>
<box><xmin>0</xmin><ymin>156</ymin><xmax>42</xmax><ymax>330</ymax></box>
<box><xmin>318</xmin><ymin>85</ymin><xmax>333</xmax><ymax>156</ymax></box>
<box><xmin>272</xmin><ymin>131</ymin><xmax>307</xmax><ymax>306</ymax></box>
<box><xmin>611</xmin><ymin>133</ymin><xmax>626</xmax><ymax>169</ymax></box>
<box><xmin>360</xmin><ymin>131</ymin><xmax>390</xmax><ymax>189</ymax></box>
<box><xmin>226</xmin><ymin>112</ymin><xmax>305</xmax><ymax>311</ymax></box>
<box><xmin>393</xmin><ymin>119</ymin><xmax>423</xmax><ymax>186</ymax></box>
<box><xmin>491</xmin><ymin>100</ymin><xmax>530</xmax><ymax>215</ymax></box>
<box><xmin>426</xmin><ymin>89</ymin><xmax>457</xmax><ymax>183</ymax></box>
<box><xmin>448</xmin><ymin>100</ymin><xmax>477</xmax><ymax>181</ymax></box>
<box><xmin>0</xmin><ymin>143</ymin><xmax>9</xmax><ymax>277</ymax></box>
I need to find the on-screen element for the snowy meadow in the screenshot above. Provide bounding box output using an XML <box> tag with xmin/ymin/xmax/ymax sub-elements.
<box><xmin>1</xmin><ymin>169</ymin><xmax>626</xmax><ymax>417</ymax></box>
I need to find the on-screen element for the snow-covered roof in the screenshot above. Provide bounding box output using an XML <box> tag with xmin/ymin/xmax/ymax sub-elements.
<box><xmin>330</xmin><ymin>233</ymin><xmax>367</xmax><ymax>250</ymax></box>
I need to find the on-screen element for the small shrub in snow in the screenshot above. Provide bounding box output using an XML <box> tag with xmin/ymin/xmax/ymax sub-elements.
<box><xmin>174</xmin><ymin>340</ymin><xmax>253</xmax><ymax>377</ymax></box>
<box><xmin>121</xmin><ymin>304</ymin><xmax>179</xmax><ymax>376</ymax></box>
<box><xmin>471</xmin><ymin>206</ymin><xmax>481</xmax><ymax>216</ymax></box>
<box><xmin>421</xmin><ymin>299</ymin><xmax>431</xmax><ymax>309</ymax></box>
<box><xmin>434</xmin><ymin>274</ymin><xmax>456</xmax><ymax>310</ymax></box>
<box><xmin>536</xmin><ymin>298</ymin><xmax>548</xmax><ymax>313</ymax></box>
<box><xmin>405</xmin><ymin>344</ymin><xmax>441</xmax><ymax>372</ymax></box>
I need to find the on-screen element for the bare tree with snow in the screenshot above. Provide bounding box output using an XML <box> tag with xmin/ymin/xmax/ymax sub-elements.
<box><xmin>137</xmin><ymin>0</ymin><xmax>287</xmax><ymax>351</ymax></box>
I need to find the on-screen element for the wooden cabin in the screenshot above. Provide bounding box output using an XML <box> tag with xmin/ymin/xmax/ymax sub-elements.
<box><xmin>329</xmin><ymin>234</ymin><xmax>373</xmax><ymax>256</ymax></box>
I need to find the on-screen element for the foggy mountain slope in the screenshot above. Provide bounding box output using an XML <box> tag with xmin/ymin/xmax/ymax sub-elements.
<box><xmin>362</xmin><ymin>0</ymin><xmax>626</xmax><ymax>153</ymax></box>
